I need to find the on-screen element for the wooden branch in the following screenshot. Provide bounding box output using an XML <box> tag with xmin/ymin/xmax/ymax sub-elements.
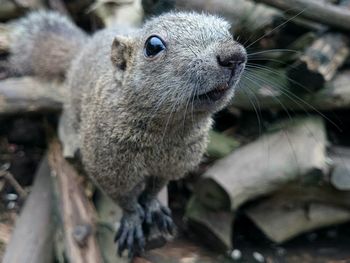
<box><xmin>287</xmin><ymin>33</ymin><xmax>349</xmax><ymax>92</ymax></box>
<box><xmin>195</xmin><ymin>117</ymin><xmax>327</xmax><ymax>210</ymax></box>
<box><xmin>48</xmin><ymin>139</ymin><xmax>103</xmax><ymax>263</ymax></box>
<box><xmin>94</xmin><ymin>188</ymin><xmax>129</xmax><ymax>263</ymax></box>
<box><xmin>234</xmin><ymin>70</ymin><xmax>350</xmax><ymax>110</ymax></box>
<box><xmin>0</xmin><ymin>170</ymin><xmax>27</xmax><ymax>200</ymax></box>
<box><xmin>176</xmin><ymin>0</ymin><xmax>280</xmax><ymax>42</ymax></box>
<box><xmin>135</xmin><ymin>239</ymin><xmax>228</xmax><ymax>263</ymax></box>
<box><xmin>0</xmin><ymin>223</ymin><xmax>12</xmax><ymax>245</ymax></box>
<box><xmin>245</xmin><ymin>189</ymin><xmax>350</xmax><ymax>243</ymax></box>
<box><xmin>0</xmin><ymin>77</ymin><xmax>64</xmax><ymax>114</ymax></box>
<box><xmin>0</xmin><ymin>1</ymin><xmax>23</xmax><ymax>21</ymax></box>
<box><xmin>328</xmin><ymin>146</ymin><xmax>350</xmax><ymax>191</ymax></box>
<box><xmin>185</xmin><ymin>196</ymin><xmax>233</xmax><ymax>252</ymax></box>
<box><xmin>90</xmin><ymin>0</ymin><xmax>143</xmax><ymax>27</ymax></box>
<box><xmin>3</xmin><ymin>156</ymin><xmax>54</xmax><ymax>263</ymax></box>
<box><xmin>14</xmin><ymin>0</ymin><xmax>45</xmax><ymax>9</ymax></box>
<box><xmin>254</xmin><ymin>0</ymin><xmax>350</xmax><ymax>31</ymax></box>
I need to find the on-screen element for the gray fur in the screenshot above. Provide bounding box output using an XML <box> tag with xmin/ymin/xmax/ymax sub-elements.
<box><xmin>6</xmin><ymin>11</ymin><xmax>246</xmax><ymax>254</ymax></box>
<box><xmin>7</xmin><ymin>11</ymin><xmax>87</xmax><ymax>79</ymax></box>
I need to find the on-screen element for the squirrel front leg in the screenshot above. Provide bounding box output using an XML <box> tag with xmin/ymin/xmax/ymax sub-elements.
<box><xmin>139</xmin><ymin>177</ymin><xmax>175</xmax><ymax>235</ymax></box>
<box><xmin>114</xmin><ymin>181</ymin><xmax>146</xmax><ymax>258</ymax></box>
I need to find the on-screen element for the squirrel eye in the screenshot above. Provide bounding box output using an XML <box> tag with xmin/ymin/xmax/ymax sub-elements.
<box><xmin>144</xmin><ymin>36</ymin><xmax>166</xmax><ymax>58</ymax></box>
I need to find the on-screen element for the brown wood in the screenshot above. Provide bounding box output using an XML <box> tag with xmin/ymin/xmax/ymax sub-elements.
<box><xmin>195</xmin><ymin>117</ymin><xmax>327</xmax><ymax>210</ymax></box>
<box><xmin>0</xmin><ymin>77</ymin><xmax>64</xmax><ymax>114</ymax></box>
<box><xmin>0</xmin><ymin>24</ymin><xmax>10</xmax><ymax>54</ymax></box>
<box><xmin>287</xmin><ymin>33</ymin><xmax>349</xmax><ymax>92</ymax></box>
<box><xmin>0</xmin><ymin>223</ymin><xmax>12</xmax><ymax>245</ymax></box>
<box><xmin>0</xmin><ymin>171</ymin><xmax>27</xmax><ymax>200</ymax></box>
<box><xmin>0</xmin><ymin>1</ymin><xmax>23</xmax><ymax>21</ymax></box>
<box><xmin>328</xmin><ymin>146</ymin><xmax>350</xmax><ymax>191</ymax></box>
<box><xmin>48</xmin><ymin>139</ymin><xmax>103</xmax><ymax>263</ymax></box>
<box><xmin>245</xmin><ymin>188</ymin><xmax>350</xmax><ymax>243</ymax></box>
<box><xmin>3</xmin><ymin>156</ymin><xmax>54</xmax><ymax>263</ymax></box>
<box><xmin>254</xmin><ymin>0</ymin><xmax>350</xmax><ymax>31</ymax></box>
<box><xmin>176</xmin><ymin>0</ymin><xmax>280</xmax><ymax>43</ymax></box>
<box><xmin>94</xmin><ymin>188</ymin><xmax>128</xmax><ymax>263</ymax></box>
<box><xmin>14</xmin><ymin>0</ymin><xmax>44</xmax><ymax>9</ymax></box>
<box><xmin>185</xmin><ymin>196</ymin><xmax>234</xmax><ymax>252</ymax></box>
<box><xmin>91</xmin><ymin>0</ymin><xmax>143</xmax><ymax>27</ymax></box>
<box><xmin>134</xmin><ymin>238</ymin><xmax>229</xmax><ymax>263</ymax></box>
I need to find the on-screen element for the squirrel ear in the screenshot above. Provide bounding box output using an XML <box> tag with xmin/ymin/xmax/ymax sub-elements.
<box><xmin>111</xmin><ymin>36</ymin><xmax>133</xmax><ymax>70</ymax></box>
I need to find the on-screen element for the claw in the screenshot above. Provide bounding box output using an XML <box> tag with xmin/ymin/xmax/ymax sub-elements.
<box><xmin>114</xmin><ymin>206</ymin><xmax>145</xmax><ymax>258</ymax></box>
<box><xmin>142</xmin><ymin>198</ymin><xmax>176</xmax><ymax>236</ymax></box>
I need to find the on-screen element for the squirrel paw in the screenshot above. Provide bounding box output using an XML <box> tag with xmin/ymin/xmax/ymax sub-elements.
<box><xmin>114</xmin><ymin>205</ymin><xmax>145</xmax><ymax>258</ymax></box>
<box><xmin>143</xmin><ymin>198</ymin><xmax>175</xmax><ymax>236</ymax></box>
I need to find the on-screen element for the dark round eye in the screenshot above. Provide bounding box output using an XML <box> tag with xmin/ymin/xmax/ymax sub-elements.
<box><xmin>144</xmin><ymin>36</ymin><xmax>166</xmax><ymax>58</ymax></box>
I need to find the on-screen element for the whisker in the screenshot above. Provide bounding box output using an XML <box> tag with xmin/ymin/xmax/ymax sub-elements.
<box><xmin>248</xmin><ymin>49</ymin><xmax>301</xmax><ymax>57</ymax></box>
<box><xmin>243</xmin><ymin>69</ymin><xmax>341</xmax><ymax>131</ymax></box>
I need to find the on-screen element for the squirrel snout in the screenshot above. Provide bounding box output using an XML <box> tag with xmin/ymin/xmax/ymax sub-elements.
<box><xmin>216</xmin><ymin>47</ymin><xmax>247</xmax><ymax>69</ymax></box>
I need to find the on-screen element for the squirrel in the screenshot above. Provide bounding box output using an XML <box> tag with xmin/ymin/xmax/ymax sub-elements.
<box><xmin>3</xmin><ymin>10</ymin><xmax>247</xmax><ymax>257</ymax></box>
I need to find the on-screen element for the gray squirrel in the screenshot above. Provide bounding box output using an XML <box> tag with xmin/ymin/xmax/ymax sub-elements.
<box><xmin>2</xmin><ymin>10</ymin><xmax>246</xmax><ymax>257</ymax></box>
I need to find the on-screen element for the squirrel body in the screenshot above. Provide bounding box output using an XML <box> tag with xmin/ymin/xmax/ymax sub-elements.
<box><xmin>4</xmin><ymin>11</ymin><xmax>247</xmax><ymax>256</ymax></box>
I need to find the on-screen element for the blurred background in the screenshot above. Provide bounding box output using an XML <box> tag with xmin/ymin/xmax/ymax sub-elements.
<box><xmin>0</xmin><ymin>0</ymin><xmax>350</xmax><ymax>262</ymax></box>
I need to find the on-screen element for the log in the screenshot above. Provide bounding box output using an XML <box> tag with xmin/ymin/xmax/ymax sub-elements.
<box><xmin>89</xmin><ymin>0</ymin><xmax>144</xmax><ymax>27</ymax></box>
<box><xmin>48</xmin><ymin>139</ymin><xmax>103</xmax><ymax>263</ymax></box>
<box><xmin>0</xmin><ymin>77</ymin><xmax>64</xmax><ymax>114</ymax></box>
<box><xmin>14</xmin><ymin>0</ymin><xmax>44</xmax><ymax>9</ymax></box>
<box><xmin>328</xmin><ymin>146</ymin><xmax>350</xmax><ymax>191</ymax></box>
<box><xmin>0</xmin><ymin>24</ymin><xmax>10</xmax><ymax>55</ymax></box>
<box><xmin>234</xmin><ymin>70</ymin><xmax>350</xmax><ymax>110</ymax></box>
<box><xmin>3</xmin><ymin>156</ymin><xmax>54</xmax><ymax>263</ymax></box>
<box><xmin>176</xmin><ymin>0</ymin><xmax>281</xmax><ymax>44</ymax></box>
<box><xmin>0</xmin><ymin>1</ymin><xmax>23</xmax><ymax>21</ymax></box>
<box><xmin>134</xmin><ymin>239</ymin><xmax>229</xmax><ymax>263</ymax></box>
<box><xmin>185</xmin><ymin>196</ymin><xmax>234</xmax><ymax>252</ymax></box>
<box><xmin>254</xmin><ymin>0</ymin><xmax>350</xmax><ymax>31</ymax></box>
<box><xmin>0</xmin><ymin>223</ymin><xmax>12</xmax><ymax>245</ymax></box>
<box><xmin>287</xmin><ymin>33</ymin><xmax>349</xmax><ymax>92</ymax></box>
<box><xmin>195</xmin><ymin>117</ymin><xmax>327</xmax><ymax>210</ymax></box>
<box><xmin>245</xmin><ymin>185</ymin><xmax>350</xmax><ymax>243</ymax></box>
<box><xmin>94</xmin><ymin>189</ymin><xmax>128</xmax><ymax>263</ymax></box>
<box><xmin>0</xmin><ymin>170</ymin><xmax>27</xmax><ymax>200</ymax></box>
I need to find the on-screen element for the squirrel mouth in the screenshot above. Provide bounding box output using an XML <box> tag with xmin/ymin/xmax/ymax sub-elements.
<box><xmin>196</xmin><ymin>83</ymin><xmax>231</xmax><ymax>101</ymax></box>
<box><xmin>195</xmin><ymin>67</ymin><xmax>240</xmax><ymax>102</ymax></box>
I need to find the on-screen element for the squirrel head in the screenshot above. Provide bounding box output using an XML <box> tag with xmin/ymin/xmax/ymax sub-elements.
<box><xmin>111</xmin><ymin>12</ymin><xmax>246</xmax><ymax>118</ymax></box>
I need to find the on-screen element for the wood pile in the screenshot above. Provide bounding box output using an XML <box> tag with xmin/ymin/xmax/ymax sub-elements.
<box><xmin>0</xmin><ymin>0</ymin><xmax>350</xmax><ymax>262</ymax></box>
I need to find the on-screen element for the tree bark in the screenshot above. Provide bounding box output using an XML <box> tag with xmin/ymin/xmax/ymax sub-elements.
<box><xmin>48</xmin><ymin>139</ymin><xmax>103</xmax><ymax>263</ymax></box>
<box><xmin>287</xmin><ymin>33</ymin><xmax>349</xmax><ymax>92</ymax></box>
<box><xmin>254</xmin><ymin>0</ymin><xmax>350</xmax><ymax>31</ymax></box>
<box><xmin>328</xmin><ymin>146</ymin><xmax>350</xmax><ymax>191</ymax></box>
<box><xmin>245</xmin><ymin>185</ymin><xmax>350</xmax><ymax>243</ymax></box>
<box><xmin>185</xmin><ymin>196</ymin><xmax>234</xmax><ymax>252</ymax></box>
<box><xmin>195</xmin><ymin>117</ymin><xmax>327</xmax><ymax>210</ymax></box>
<box><xmin>0</xmin><ymin>77</ymin><xmax>64</xmax><ymax>114</ymax></box>
<box><xmin>3</xmin><ymin>156</ymin><xmax>54</xmax><ymax>263</ymax></box>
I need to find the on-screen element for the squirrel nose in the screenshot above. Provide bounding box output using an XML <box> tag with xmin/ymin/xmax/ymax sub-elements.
<box><xmin>217</xmin><ymin>51</ymin><xmax>247</xmax><ymax>69</ymax></box>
